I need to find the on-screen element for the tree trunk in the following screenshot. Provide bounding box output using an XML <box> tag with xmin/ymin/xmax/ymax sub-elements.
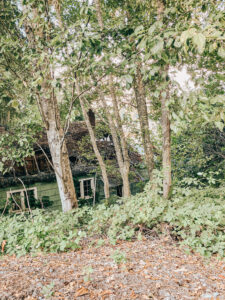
<box><xmin>40</xmin><ymin>93</ymin><xmax>78</xmax><ymax>212</ymax></box>
<box><xmin>33</xmin><ymin>154</ymin><xmax>40</xmax><ymax>174</ymax></box>
<box><xmin>95</xmin><ymin>0</ymin><xmax>131</xmax><ymax>197</ymax></box>
<box><xmin>161</xmin><ymin>84</ymin><xmax>172</xmax><ymax>199</ymax></box>
<box><xmin>157</xmin><ymin>2</ymin><xmax>172</xmax><ymax>199</ymax></box>
<box><xmin>47</xmin><ymin>129</ymin><xmax>77</xmax><ymax>212</ymax></box>
<box><xmin>24</xmin><ymin>4</ymin><xmax>78</xmax><ymax>212</ymax></box>
<box><xmin>109</xmin><ymin>75</ymin><xmax>131</xmax><ymax>197</ymax></box>
<box><xmin>99</xmin><ymin>88</ymin><xmax>130</xmax><ymax>197</ymax></box>
<box><xmin>76</xmin><ymin>79</ymin><xmax>110</xmax><ymax>199</ymax></box>
<box><xmin>133</xmin><ymin>62</ymin><xmax>154</xmax><ymax>180</ymax></box>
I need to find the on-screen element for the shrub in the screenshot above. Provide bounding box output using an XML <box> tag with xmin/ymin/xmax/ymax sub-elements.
<box><xmin>0</xmin><ymin>180</ymin><xmax>224</xmax><ymax>257</ymax></box>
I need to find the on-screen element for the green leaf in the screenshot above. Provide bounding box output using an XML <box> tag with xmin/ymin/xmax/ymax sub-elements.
<box><xmin>135</xmin><ymin>25</ymin><xmax>144</xmax><ymax>35</ymax></box>
<box><xmin>215</xmin><ymin>121</ymin><xmax>224</xmax><ymax>131</ymax></box>
<box><xmin>9</xmin><ymin>100</ymin><xmax>19</xmax><ymax>109</ymax></box>
<box><xmin>166</xmin><ymin>38</ymin><xmax>173</xmax><ymax>48</ymax></box>
<box><xmin>148</xmin><ymin>24</ymin><xmax>156</xmax><ymax>35</ymax></box>
<box><xmin>193</xmin><ymin>33</ymin><xmax>206</xmax><ymax>54</ymax></box>
<box><xmin>209</xmin><ymin>42</ymin><xmax>217</xmax><ymax>53</ymax></box>
<box><xmin>151</xmin><ymin>38</ymin><xmax>164</xmax><ymax>55</ymax></box>
<box><xmin>124</xmin><ymin>75</ymin><xmax>133</xmax><ymax>84</ymax></box>
<box><xmin>218</xmin><ymin>47</ymin><xmax>225</xmax><ymax>58</ymax></box>
<box><xmin>180</xmin><ymin>30</ymin><xmax>189</xmax><ymax>45</ymax></box>
<box><xmin>174</xmin><ymin>37</ymin><xmax>181</xmax><ymax>48</ymax></box>
<box><xmin>138</xmin><ymin>38</ymin><xmax>147</xmax><ymax>50</ymax></box>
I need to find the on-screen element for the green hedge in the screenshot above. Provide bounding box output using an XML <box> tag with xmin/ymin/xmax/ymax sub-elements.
<box><xmin>0</xmin><ymin>182</ymin><xmax>224</xmax><ymax>257</ymax></box>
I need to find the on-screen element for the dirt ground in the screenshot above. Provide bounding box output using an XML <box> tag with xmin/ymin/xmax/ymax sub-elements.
<box><xmin>0</xmin><ymin>237</ymin><xmax>225</xmax><ymax>300</ymax></box>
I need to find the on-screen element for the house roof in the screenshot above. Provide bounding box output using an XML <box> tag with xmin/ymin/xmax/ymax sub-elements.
<box><xmin>35</xmin><ymin>121</ymin><xmax>89</xmax><ymax>157</ymax></box>
<box><xmin>0</xmin><ymin>121</ymin><xmax>143</xmax><ymax>186</ymax></box>
<box><xmin>0</xmin><ymin>165</ymin><xmax>96</xmax><ymax>188</ymax></box>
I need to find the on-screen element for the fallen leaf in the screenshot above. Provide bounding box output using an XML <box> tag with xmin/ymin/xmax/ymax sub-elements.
<box><xmin>100</xmin><ymin>290</ymin><xmax>113</xmax><ymax>296</ymax></box>
<box><xmin>144</xmin><ymin>275</ymin><xmax>158</xmax><ymax>280</ymax></box>
<box><xmin>130</xmin><ymin>290</ymin><xmax>137</xmax><ymax>299</ymax></box>
<box><xmin>100</xmin><ymin>290</ymin><xmax>113</xmax><ymax>299</ymax></box>
<box><xmin>74</xmin><ymin>287</ymin><xmax>89</xmax><ymax>298</ymax></box>
<box><xmin>1</xmin><ymin>240</ymin><xmax>6</xmax><ymax>253</ymax></box>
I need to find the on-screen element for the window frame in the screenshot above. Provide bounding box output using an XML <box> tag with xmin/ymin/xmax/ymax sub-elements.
<box><xmin>78</xmin><ymin>177</ymin><xmax>95</xmax><ymax>199</ymax></box>
<box><xmin>7</xmin><ymin>187</ymin><xmax>38</xmax><ymax>212</ymax></box>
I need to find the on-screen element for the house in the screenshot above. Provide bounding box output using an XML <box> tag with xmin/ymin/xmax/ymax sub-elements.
<box><xmin>0</xmin><ymin>118</ymin><xmax>146</xmax><ymax>213</ymax></box>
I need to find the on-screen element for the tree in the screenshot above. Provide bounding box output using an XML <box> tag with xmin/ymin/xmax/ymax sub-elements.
<box><xmin>94</xmin><ymin>0</ymin><xmax>131</xmax><ymax>197</ymax></box>
<box><xmin>75</xmin><ymin>80</ymin><xmax>110</xmax><ymax>199</ymax></box>
<box><xmin>0</xmin><ymin>0</ymin><xmax>78</xmax><ymax>211</ymax></box>
<box><xmin>1</xmin><ymin>0</ymin><xmax>224</xmax><ymax>209</ymax></box>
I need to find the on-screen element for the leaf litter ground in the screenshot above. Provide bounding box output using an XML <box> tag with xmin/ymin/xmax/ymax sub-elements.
<box><xmin>0</xmin><ymin>237</ymin><xmax>224</xmax><ymax>300</ymax></box>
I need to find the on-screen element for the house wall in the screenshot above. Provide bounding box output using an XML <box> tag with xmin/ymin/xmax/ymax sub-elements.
<box><xmin>0</xmin><ymin>181</ymin><xmax>62</xmax><ymax>212</ymax></box>
<box><xmin>0</xmin><ymin>176</ymin><xmax>147</xmax><ymax>213</ymax></box>
<box><xmin>0</xmin><ymin>174</ymin><xmax>108</xmax><ymax>212</ymax></box>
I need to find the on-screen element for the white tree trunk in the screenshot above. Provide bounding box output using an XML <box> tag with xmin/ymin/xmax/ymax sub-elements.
<box><xmin>46</xmin><ymin>126</ymin><xmax>77</xmax><ymax>212</ymax></box>
<box><xmin>38</xmin><ymin>91</ymin><xmax>78</xmax><ymax>212</ymax></box>
<box><xmin>24</xmin><ymin>4</ymin><xmax>78</xmax><ymax>212</ymax></box>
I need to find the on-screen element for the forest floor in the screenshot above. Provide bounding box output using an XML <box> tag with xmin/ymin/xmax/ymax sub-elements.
<box><xmin>0</xmin><ymin>236</ymin><xmax>225</xmax><ymax>300</ymax></box>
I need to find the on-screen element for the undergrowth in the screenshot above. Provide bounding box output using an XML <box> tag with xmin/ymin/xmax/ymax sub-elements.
<box><xmin>0</xmin><ymin>178</ymin><xmax>224</xmax><ymax>258</ymax></box>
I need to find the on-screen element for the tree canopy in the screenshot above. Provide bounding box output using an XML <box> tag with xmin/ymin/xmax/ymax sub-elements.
<box><xmin>0</xmin><ymin>0</ymin><xmax>224</xmax><ymax>210</ymax></box>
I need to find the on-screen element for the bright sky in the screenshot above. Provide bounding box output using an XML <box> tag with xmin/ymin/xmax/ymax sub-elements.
<box><xmin>171</xmin><ymin>66</ymin><xmax>195</xmax><ymax>91</ymax></box>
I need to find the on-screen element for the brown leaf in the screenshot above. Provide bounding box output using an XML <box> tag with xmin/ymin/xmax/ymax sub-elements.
<box><xmin>100</xmin><ymin>290</ymin><xmax>113</xmax><ymax>296</ymax></box>
<box><xmin>100</xmin><ymin>290</ymin><xmax>113</xmax><ymax>299</ymax></box>
<box><xmin>144</xmin><ymin>275</ymin><xmax>158</xmax><ymax>280</ymax></box>
<box><xmin>74</xmin><ymin>287</ymin><xmax>89</xmax><ymax>298</ymax></box>
<box><xmin>130</xmin><ymin>290</ymin><xmax>137</xmax><ymax>299</ymax></box>
<box><xmin>1</xmin><ymin>240</ymin><xmax>6</xmax><ymax>253</ymax></box>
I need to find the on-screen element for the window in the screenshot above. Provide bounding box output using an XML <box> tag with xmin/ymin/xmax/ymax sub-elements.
<box><xmin>7</xmin><ymin>187</ymin><xmax>37</xmax><ymax>212</ymax></box>
<box><xmin>79</xmin><ymin>178</ymin><xmax>94</xmax><ymax>199</ymax></box>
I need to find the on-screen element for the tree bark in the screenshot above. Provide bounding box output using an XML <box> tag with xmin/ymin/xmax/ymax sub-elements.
<box><xmin>158</xmin><ymin>1</ymin><xmax>172</xmax><ymax>199</ymax></box>
<box><xmin>75</xmin><ymin>79</ymin><xmax>110</xmax><ymax>199</ymax></box>
<box><xmin>109</xmin><ymin>75</ymin><xmax>131</xmax><ymax>197</ymax></box>
<box><xmin>133</xmin><ymin>62</ymin><xmax>154</xmax><ymax>180</ymax></box>
<box><xmin>39</xmin><ymin>92</ymin><xmax>78</xmax><ymax>211</ymax></box>
<box><xmin>161</xmin><ymin>83</ymin><xmax>172</xmax><ymax>199</ymax></box>
<box><xmin>33</xmin><ymin>154</ymin><xmax>40</xmax><ymax>174</ymax></box>
<box><xmin>99</xmin><ymin>88</ymin><xmax>130</xmax><ymax>197</ymax></box>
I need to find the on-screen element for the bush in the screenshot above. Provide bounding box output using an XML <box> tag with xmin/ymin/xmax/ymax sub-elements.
<box><xmin>0</xmin><ymin>180</ymin><xmax>224</xmax><ymax>257</ymax></box>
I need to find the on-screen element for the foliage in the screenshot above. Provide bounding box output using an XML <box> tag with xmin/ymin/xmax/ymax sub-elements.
<box><xmin>0</xmin><ymin>117</ymin><xmax>42</xmax><ymax>175</ymax></box>
<box><xmin>0</xmin><ymin>0</ymin><xmax>224</xmax><ymax>255</ymax></box>
<box><xmin>0</xmin><ymin>194</ymin><xmax>53</xmax><ymax>215</ymax></box>
<box><xmin>0</xmin><ymin>208</ymin><xmax>90</xmax><ymax>256</ymax></box>
<box><xmin>1</xmin><ymin>177</ymin><xmax>224</xmax><ymax>258</ymax></box>
<box><xmin>172</xmin><ymin>126</ymin><xmax>225</xmax><ymax>182</ymax></box>
<box><xmin>0</xmin><ymin>0</ymin><xmax>224</xmax><ymax>209</ymax></box>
